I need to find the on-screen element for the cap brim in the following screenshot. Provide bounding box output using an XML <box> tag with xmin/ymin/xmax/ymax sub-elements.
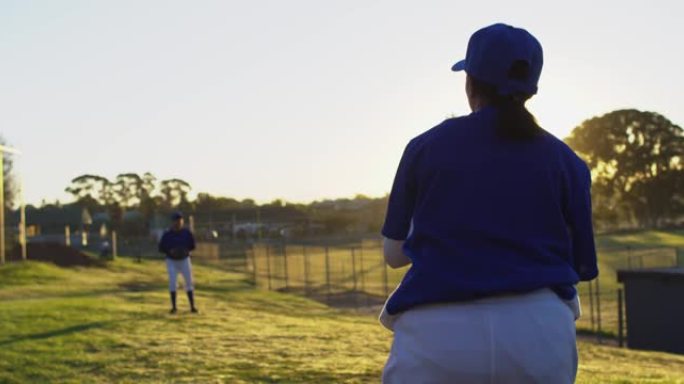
<box><xmin>451</xmin><ymin>60</ymin><xmax>466</xmax><ymax>72</ymax></box>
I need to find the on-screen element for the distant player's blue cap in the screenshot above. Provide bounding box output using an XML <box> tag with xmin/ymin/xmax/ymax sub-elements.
<box><xmin>452</xmin><ymin>23</ymin><xmax>543</xmax><ymax>96</ymax></box>
<box><xmin>171</xmin><ymin>211</ymin><xmax>184</xmax><ymax>221</ymax></box>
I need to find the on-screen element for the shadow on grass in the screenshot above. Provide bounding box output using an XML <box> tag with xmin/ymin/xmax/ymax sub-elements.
<box><xmin>118</xmin><ymin>281</ymin><xmax>167</xmax><ymax>292</ymax></box>
<box><xmin>198</xmin><ymin>282</ymin><xmax>254</xmax><ymax>295</ymax></box>
<box><xmin>0</xmin><ymin>311</ymin><xmax>163</xmax><ymax>347</ymax></box>
<box><xmin>0</xmin><ymin>281</ymin><xmax>167</xmax><ymax>303</ymax></box>
<box><xmin>0</xmin><ymin>321</ymin><xmax>111</xmax><ymax>346</ymax></box>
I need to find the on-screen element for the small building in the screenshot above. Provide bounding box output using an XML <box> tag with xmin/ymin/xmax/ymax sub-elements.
<box><xmin>617</xmin><ymin>268</ymin><xmax>684</xmax><ymax>355</ymax></box>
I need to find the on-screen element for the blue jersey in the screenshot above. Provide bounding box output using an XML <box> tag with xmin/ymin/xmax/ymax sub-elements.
<box><xmin>382</xmin><ymin>106</ymin><xmax>598</xmax><ymax>315</ymax></box>
<box><xmin>158</xmin><ymin>228</ymin><xmax>196</xmax><ymax>260</ymax></box>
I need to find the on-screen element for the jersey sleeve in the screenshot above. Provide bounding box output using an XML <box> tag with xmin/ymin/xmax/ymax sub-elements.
<box><xmin>563</xmin><ymin>159</ymin><xmax>599</xmax><ymax>281</ymax></box>
<box><xmin>382</xmin><ymin>141</ymin><xmax>419</xmax><ymax>241</ymax></box>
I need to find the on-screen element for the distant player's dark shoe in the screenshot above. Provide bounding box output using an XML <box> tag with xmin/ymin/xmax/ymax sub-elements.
<box><xmin>169</xmin><ymin>308</ymin><xmax>177</xmax><ymax>314</ymax></box>
<box><xmin>190</xmin><ymin>307</ymin><xmax>199</xmax><ymax>314</ymax></box>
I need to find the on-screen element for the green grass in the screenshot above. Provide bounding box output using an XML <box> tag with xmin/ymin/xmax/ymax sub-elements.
<box><xmin>1</xmin><ymin>259</ymin><xmax>684</xmax><ymax>383</ymax></box>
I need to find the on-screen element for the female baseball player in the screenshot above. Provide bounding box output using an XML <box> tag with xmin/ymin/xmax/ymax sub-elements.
<box><xmin>380</xmin><ymin>24</ymin><xmax>598</xmax><ymax>383</ymax></box>
<box><xmin>158</xmin><ymin>212</ymin><xmax>198</xmax><ymax>314</ymax></box>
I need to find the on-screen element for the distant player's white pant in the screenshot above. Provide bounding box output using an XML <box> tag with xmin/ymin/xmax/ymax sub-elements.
<box><xmin>166</xmin><ymin>258</ymin><xmax>194</xmax><ymax>292</ymax></box>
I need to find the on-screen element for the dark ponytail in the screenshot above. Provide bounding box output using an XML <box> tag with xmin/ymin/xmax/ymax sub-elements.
<box><xmin>469</xmin><ymin>60</ymin><xmax>543</xmax><ymax>140</ymax></box>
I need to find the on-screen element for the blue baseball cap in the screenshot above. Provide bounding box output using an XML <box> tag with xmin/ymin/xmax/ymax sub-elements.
<box><xmin>170</xmin><ymin>211</ymin><xmax>184</xmax><ymax>221</ymax></box>
<box><xmin>452</xmin><ymin>23</ymin><xmax>543</xmax><ymax>96</ymax></box>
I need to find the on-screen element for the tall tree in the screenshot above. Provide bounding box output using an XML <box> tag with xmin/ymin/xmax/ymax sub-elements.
<box><xmin>159</xmin><ymin>178</ymin><xmax>192</xmax><ymax>210</ymax></box>
<box><xmin>139</xmin><ymin>172</ymin><xmax>159</xmax><ymax>223</ymax></box>
<box><xmin>114</xmin><ymin>173</ymin><xmax>144</xmax><ymax>208</ymax></box>
<box><xmin>0</xmin><ymin>136</ymin><xmax>17</xmax><ymax>211</ymax></box>
<box><xmin>65</xmin><ymin>175</ymin><xmax>112</xmax><ymax>210</ymax></box>
<box><xmin>565</xmin><ymin>109</ymin><xmax>684</xmax><ymax>227</ymax></box>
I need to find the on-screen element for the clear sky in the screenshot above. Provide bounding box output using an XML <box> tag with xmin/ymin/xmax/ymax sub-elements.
<box><xmin>2</xmin><ymin>0</ymin><xmax>682</xmax><ymax>205</ymax></box>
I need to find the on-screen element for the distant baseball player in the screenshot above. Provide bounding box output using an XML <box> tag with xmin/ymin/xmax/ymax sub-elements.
<box><xmin>158</xmin><ymin>212</ymin><xmax>198</xmax><ymax>314</ymax></box>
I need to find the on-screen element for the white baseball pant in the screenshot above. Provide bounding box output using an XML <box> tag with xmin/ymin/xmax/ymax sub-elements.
<box><xmin>382</xmin><ymin>288</ymin><xmax>578</xmax><ymax>384</ymax></box>
<box><xmin>166</xmin><ymin>257</ymin><xmax>194</xmax><ymax>292</ymax></box>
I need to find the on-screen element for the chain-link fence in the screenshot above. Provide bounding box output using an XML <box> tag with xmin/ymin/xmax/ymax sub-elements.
<box><xmin>250</xmin><ymin>240</ymin><xmax>398</xmax><ymax>303</ymax></box>
<box><xmin>250</xmin><ymin>241</ymin><xmax>681</xmax><ymax>346</ymax></box>
<box><xmin>575</xmin><ymin>246</ymin><xmax>680</xmax><ymax>345</ymax></box>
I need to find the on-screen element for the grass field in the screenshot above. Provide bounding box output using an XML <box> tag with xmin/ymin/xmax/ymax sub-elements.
<box><xmin>2</xmin><ymin>258</ymin><xmax>684</xmax><ymax>383</ymax></box>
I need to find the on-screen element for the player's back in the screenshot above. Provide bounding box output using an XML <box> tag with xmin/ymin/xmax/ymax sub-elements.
<box><xmin>384</xmin><ymin>106</ymin><xmax>590</xmax><ymax>313</ymax></box>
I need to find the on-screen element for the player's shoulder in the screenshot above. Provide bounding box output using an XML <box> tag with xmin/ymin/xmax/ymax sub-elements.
<box><xmin>539</xmin><ymin>133</ymin><xmax>591</xmax><ymax>180</ymax></box>
<box><xmin>410</xmin><ymin>112</ymin><xmax>483</xmax><ymax>147</ymax></box>
<box><xmin>552</xmin><ymin>136</ymin><xmax>589</xmax><ymax>171</ymax></box>
<box><xmin>404</xmin><ymin>115</ymin><xmax>470</xmax><ymax>155</ymax></box>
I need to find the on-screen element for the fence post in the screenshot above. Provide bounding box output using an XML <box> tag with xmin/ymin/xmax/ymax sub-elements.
<box><xmin>618</xmin><ymin>289</ymin><xmax>625</xmax><ymax>348</ymax></box>
<box><xmin>325</xmin><ymin>246</ymin><xmax>331</xmax><ymax>296</ymax></box>
<box><xmin>303</xmin><ymin>245</ymin><xmax>309</xmax><ymax>295</ymax></box>
<box><xmin>595</xmin><ymin>278</ymin><xmax>602</xmax><ymax>343</ymax></box>
<box><xmin>19</xmin><ymin>201</ymin><xmax>27</xmax><ymax>260</ymax></box>
<box><xmin>65</xmin><ymin>225</ymin><xmax>71</xmax><ymax>247</ymax></box>
<box><xmin>111</xmin><ymin>231</ymin><xmax>117</xmax><ymax>259</ymax></box>
<box><xmin>674</xmin><ymin>248</ymin><xmax>678</xmax><ymax>267</ymax></box>
<box><xmin>359</xmin><ymin>246</ymin><xmax>365</xmax><ymax>293</ymax></box>
<box><xmin>351</xmin><ymin>247</ymin><xmax>359</xmax><ymax>307</ymax></box>
<box><xmin>383</xmin><ymin>259</ymin><xmax>389</xmax><ymax>297</ymax></box>
<box><xmin>251</xmin><ymin>247</ymin><xmax>257</xmax><ymax>285</ymax></box>
<box><xmin>588</xmin><ymin>281</ymin><xmax>595</xmax><ymax>331</ymax></box>
<box><xmin>188</xmin><ymin>215</ymin><xmax>195</xmax><ymax>233</ymax></box>
<box><xmin>266</xmin><ymin>245</ymin><xmax>272</xmax><ymax>291</ymax></box>
<box><xmin>351</xmin><ymin>247</ymin><xmax>358</xmax><ymax>292</ymax></box>
<box><xmin>283</xmin><ymin>243</ymin><xmax>289</xmax><ymax>290</ymax></box>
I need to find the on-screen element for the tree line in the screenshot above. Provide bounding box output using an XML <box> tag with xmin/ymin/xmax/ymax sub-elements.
<box><xmin>8</xmin><ymin>108</ymin><xmax>684</xmax><ymax>236</ymax></box>
<box><xmin>62</xmin><ymin>173</ymin><xmax>192</xmax><ymax>228</ymax></box>
<box><xmin>565</xmin><ymin>109</ymin><xmax>683</xmax><ymax>230</ymax></box>
<box><xmin>59</xmin><ymin>173</ymin><xmax>388</xmax><ymax>236</ymax></box>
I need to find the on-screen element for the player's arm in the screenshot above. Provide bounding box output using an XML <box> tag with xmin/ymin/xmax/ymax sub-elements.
<box><xmin>563</xmin><ymin>160</ymin><xmax>598</xmax><ymax>281</ymax></box>
<box><xmin>383</xmin><ymin>238</ymin><xmax>411</xmax><ymax>268</ymax></box>
<box><xmin>381</xmin><ymin>140</ymin><xmax>418</xmax><ymax>269</ymax></box>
